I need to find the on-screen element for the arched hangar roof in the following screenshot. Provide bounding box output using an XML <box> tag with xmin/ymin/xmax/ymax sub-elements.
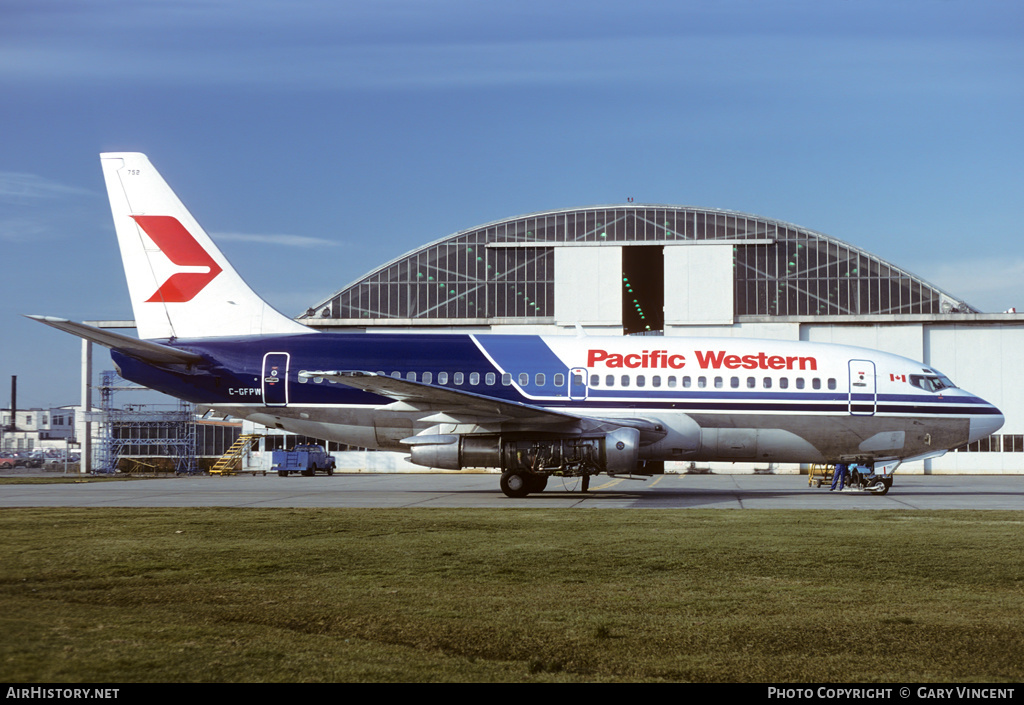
<box><xmin>300</xmin><ymin>205</ymin><xmax>976</xmax><ymax>324</ymax></box>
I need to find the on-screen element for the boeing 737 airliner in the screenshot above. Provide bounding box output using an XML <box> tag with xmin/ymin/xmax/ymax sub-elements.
<box><xmin>30</xmin><ymin>153</ymin><xmax>1004</xmax><ymax>496</ymax></box>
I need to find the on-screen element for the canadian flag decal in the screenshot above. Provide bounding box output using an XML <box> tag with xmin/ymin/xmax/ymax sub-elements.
<box><xmin>131</xmin><ymin>215</ymin><xmax>223</xmax><ymax>303</ymax></box>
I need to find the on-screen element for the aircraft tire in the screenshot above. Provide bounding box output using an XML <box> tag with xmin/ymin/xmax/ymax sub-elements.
<box><xmin>868</xmin><ymin>478</ymin><xmax>891</xmax><ymax>495</ymax></box>
<box><xmin>500</xmin><ymin>471</ymin><xmax>531</xmax><ymax>498</ymax></box>
<box><xmin>526</xmin><ymin>474</ymin><xmax>548</xmax><ymax>493</ymax></box>
<box><xmin>278</xmin><ymin>470</ymin><xmax>289</xmax><ymax>477</ymax></box>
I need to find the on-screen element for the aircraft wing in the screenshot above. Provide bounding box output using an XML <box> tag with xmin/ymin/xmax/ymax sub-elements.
<box><xmin>25</xmin><ymin>316</ymin><xmax>204</xmax><ymax>365</ymax></box>
<box><xmin>302</xmin><ymin>370</ymin><xmax>577</xmax><ymax>425</ymax></box>
<box><xmin>301</xmin><ymin>370</ymin><xmax>666</xmax><ymax>435</ymax></box>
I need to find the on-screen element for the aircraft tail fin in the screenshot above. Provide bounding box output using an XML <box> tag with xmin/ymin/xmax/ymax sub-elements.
<box><xmin>99</xmin><ymin>152</ymin><xmax>312</xmax><ymax>340</ymax></box>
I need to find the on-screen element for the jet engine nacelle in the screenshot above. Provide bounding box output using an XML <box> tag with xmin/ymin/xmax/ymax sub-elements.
<box><xmin>404</xmin><ymin>427</ymin><xmax>640</xmax><ymax>477</ymax></box>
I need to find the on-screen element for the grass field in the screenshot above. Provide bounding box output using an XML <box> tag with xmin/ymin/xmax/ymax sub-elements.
<box><xmin>1</xmin><ymin>507</ymin><xmax>1022</xmax><ymax>683</ymax></box>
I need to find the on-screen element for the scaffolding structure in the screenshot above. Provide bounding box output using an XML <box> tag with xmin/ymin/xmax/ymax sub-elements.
<box><xmin>95</xmin><ymin>370</ymin><xmax>198</xmax><ymax>475</ymax></box>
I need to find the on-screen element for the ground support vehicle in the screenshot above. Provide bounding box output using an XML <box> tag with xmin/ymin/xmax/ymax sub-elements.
<box><xmin>809</xmin><ymin>463</ymin><xmax>893</xmax><ymax>495</ymax></box>
<box><xmin>271</xmin><ymin>444</ymin><xmax>336</xmax><ymax>477</ymax></box>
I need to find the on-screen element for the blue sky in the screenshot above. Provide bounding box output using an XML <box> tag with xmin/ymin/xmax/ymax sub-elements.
<box><xmin>1</xmin><ymin>0</ymin><xmax>1022</xmax><ymax>409</ymax></box>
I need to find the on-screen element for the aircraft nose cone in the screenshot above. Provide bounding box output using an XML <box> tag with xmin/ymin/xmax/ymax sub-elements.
<box><xmin>968</xmin><ymin>409</ymin><xmax>1005</xmax><ymax>444</ymax></box>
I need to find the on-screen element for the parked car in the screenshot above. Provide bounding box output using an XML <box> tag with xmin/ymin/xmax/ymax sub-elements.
<box><xmin>0</xmin><ymin>453</ymin><xmax>15</xmax><ymax>469</ymax></box>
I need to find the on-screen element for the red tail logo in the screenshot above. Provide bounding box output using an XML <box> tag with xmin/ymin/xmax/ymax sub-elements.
<box><xmin>131</xmin><ymin>215</ymin><xmax>223</xmax><ymax>303</ymax></box>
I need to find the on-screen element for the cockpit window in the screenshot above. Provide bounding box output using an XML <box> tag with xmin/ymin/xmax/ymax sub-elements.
<box><xmin>909</xmin><ymin>374</ymin><xmax>957</xmax><ymax>393</ymax></box>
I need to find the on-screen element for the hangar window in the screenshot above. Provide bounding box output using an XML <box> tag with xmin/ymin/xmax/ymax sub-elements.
<box><xmin>1003</xmin><ymin>435</ymin><xmax>1023</xmax><ymax>452</ymax></box>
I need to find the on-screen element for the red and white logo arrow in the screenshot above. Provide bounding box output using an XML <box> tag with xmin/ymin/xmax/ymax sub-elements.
<box><xmin>131</xmin><ymin>215</ymin><xmax>223</xmax><ymax>303</ymax></box>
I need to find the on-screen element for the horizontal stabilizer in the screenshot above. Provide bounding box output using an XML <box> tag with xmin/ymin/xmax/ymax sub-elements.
<box><xmin>25</xmin><ymin>316</ymin><xmax>204</xmax><ymax>365</ymax></box>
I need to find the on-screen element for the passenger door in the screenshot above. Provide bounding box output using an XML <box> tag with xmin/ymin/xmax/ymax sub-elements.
<box><xmin>848</xmin><ymin>359</ymin><xmax>876</xmax><ymax>416</ymax></box>
<box><xmin>262</xmin><ymin>352</ymin><xmax>290</xmax><ymax>407</ymax></box>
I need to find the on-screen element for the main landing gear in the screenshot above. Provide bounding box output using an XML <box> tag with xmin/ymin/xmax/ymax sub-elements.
<box><xmin>499</xmin><ymin>470</ymin><xmax>592</xmax><ymax>498</ymax></box>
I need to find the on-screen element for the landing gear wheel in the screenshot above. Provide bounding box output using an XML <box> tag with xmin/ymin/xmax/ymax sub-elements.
<box><xmin>500</xmin><ymin>471</ymin><xmax>531</xmax><ymax>498</ymax></box>
<box><xmin>868</xmin><ymin>478</ymin><xmax>891</xmax><ymax>495</ymax></box>
<box><xmin>526</xmin><ymin>474</ymin><xmax>548</xmax><ymax>493</ymax></box>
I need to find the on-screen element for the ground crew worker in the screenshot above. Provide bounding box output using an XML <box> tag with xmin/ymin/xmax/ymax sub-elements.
<box><xmin>831</xmin><ymin>462</ymin><xmax>848</xmax><ymax>491</ymax></box>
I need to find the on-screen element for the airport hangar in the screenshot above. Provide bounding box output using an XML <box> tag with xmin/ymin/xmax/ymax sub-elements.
<box><xmin>288</xmin><ymin>204</ymin><xmax>1023</xmax><ymax>475</ymax></box>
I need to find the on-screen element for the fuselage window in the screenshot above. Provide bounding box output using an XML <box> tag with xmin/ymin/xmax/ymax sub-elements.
<box><xmin>535</xmin><ymin>373</ymin><xmax>545</xmax><ymax>387</ymax></box>
<box><xmin>763</xmin><ymin>377</ymin><xmax>772</xmax><ymax>389</ymax></box>
<box><xmin>730</xmin><ymin>377</ymin><xmax>740</xmax><ymax>389</ymax></box>
<box><xmin>313</xmin><ymin>376</ymin><xmax>324</xmax><ymax>384</ymax></box>
<box><xmin>796</xmin><ymin>378</ymin><xmax>805</xmax><ymax>389</ymax></box>
<box><xmin>554</xmin><ymin>373</ymin><xmax>564</xmax><ymax>387</ymax></box>
<box><xmin>391</xmin><ymin>371</ymin><xmax>401</xmax><ymax>379</ymax></box>
<box><xmin>636</xmin><ymin>375</ymin><xmax>646</xmax><ymax>388</ymax></box>
<box><xmin>502</xmin><ymin>373</ymin><xmax>512</xmax><ymax>386</ymax></box>
<box><xmin>438</xmin><ymin>371</ymin><xmax>449</xmax><ymax>385</ymax></box>
<box><xmin>590</xmin><ymin>374</ymin><xmax>600</xmax><ymax>386</ymax></box>
<box><xmin>698</xmin><ymin>376</ymin><xmax>707</xmax><ymax>388</ymax></box>
<box><xmin>827</xmin><ymin>378</ymin><xmax>836</xmax><ymax>390</ymax></box>
<box><xmin>299</xmin><ymin>371</ymin><xmax>308</xmax><ymax>384</ymax></box>
<box><xmin>423</xmin><ymin>371</ymin><xmax>433</xmax><ymax>384</ymax></box>
<box><xmin>746</xmin><ymin>377</ymin><xmax>756</xmax><ymax>389</ymax></box>
<box><xmin>486</xmin><ymin>372</ymin><xmax>496</xmax><ymax>386</ymax></box>
<box><xmin>454</xmin><ymin>372</ymin><xmax>464</xmax><ymax>385</ymax></box>
<box><xmin>407</xmin><ymin>371</ymin><xmax>417</xmax><ymax>382</ymax></box>
<box><xmin>779</xmin><ymin>377</ymin><xmax>789</xmax><ymax>389</ymax></box>
<box><xmin>714</xmin><ymin>377</ymin><xmax>724</xmax><ymax>389</ymax></box>
<box><xmin>652</xmin><ymin>375</ymin><xmax>662</xmax><ymax>388</ymax></box>
<box><xmin>605</xmin><ymin>374</ymin><xmax>615</xmax><ymax>387</ymax></box>
<box><xmin>812</xmin><ymin>378</ymin><xmax>821</xmax><ymax>390</ymax></box>
<box><xmin>620</xmin><ymin>375</ymin><xmax>630</xmax><ymax>387</ymax></box>
<box><xmin>470</xmin><ymin>372</ymin><xmax>480</xmax><ymax>385</ymax></box>
<box><xmin>667</xmin><ymin>376</ymin><xmax>677</xmax><ymax>388</ymax></box>
<box><xmin>518</xmin><ymin>372</ymin><xmax>529</xmax><ymax>386</ymax></box>
<box><xmin>682</xmin><ymin>376</ymin><xmax>691</xmax><ymax>388</ymax></box>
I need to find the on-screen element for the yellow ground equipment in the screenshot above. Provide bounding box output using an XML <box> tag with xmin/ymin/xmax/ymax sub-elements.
<box><xmin>210</xmin><ymin>434</ymin><xmax>263</xmax><ymax>475</ymax></box>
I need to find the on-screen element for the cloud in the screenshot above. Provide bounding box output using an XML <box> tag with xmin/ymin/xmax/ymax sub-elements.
<box><xmin>211</xmin><ymin>232</ymin><xmax>340</xmax><ymax>248</ymax></box>
<box><xmin>0</xmin><ymin>172</ymin><xmax>94</xmax><ymax>203</ymax></box>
